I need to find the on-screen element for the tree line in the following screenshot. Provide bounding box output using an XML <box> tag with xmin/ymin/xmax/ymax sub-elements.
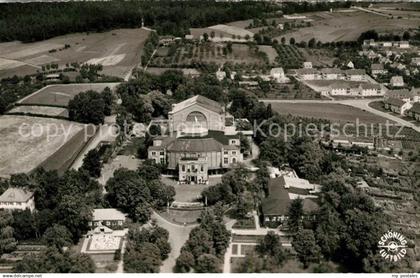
<box><xmin>0</xmin><ymin>0</ymin><xmax>277</xmax><ymax>42</ymax></box>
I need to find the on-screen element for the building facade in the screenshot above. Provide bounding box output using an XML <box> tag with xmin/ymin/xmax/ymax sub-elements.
<box><xmin>148</xmin><ymin>95</ymin><xmax>244</xmax><ymax>184</ymax></box>
<box><xmin>0</xmin><ymin>188</ymin><xmax>35</xmax><ymax>212</ymax></box>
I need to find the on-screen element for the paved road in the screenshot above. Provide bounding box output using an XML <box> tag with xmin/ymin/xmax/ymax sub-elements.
<box><xmin>261</xmin><ymin>98</ymin><xmax>420</xmax><ymax>133</ymax></box>
<box><xmin>151</xmin><ymin>211</ymin><xmax>197</xmax><ymax>273</ymax></box>
<box><xmin>71</xmin><ymin>117</ymin><xmax>118</xmax><ymax>170</ymax></box>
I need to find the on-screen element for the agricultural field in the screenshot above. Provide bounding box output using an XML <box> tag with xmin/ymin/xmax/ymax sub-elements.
<box><xmin>190</xmin><ymin>24</ymin><xmax>254</xmax><ymax>42</ymax></box>
<box><xmin>18</xmin><ymin>83</ymin><xmax>119</xmax><ymax>107</ymax></box>
<box><xmin>150</xmin><ymin>42</ymin><xmax>265</xmax><ymax>67</ymax></box>
<box><xmin>269</xmin><ymin>102</ymin><xmax>389</xmax><ymax>124</ymax></box>
<box><xmin>7</xmin><ymin>105</ymin><xmax>68</xmax><ymax>118</ymax></box>
<box><xmin>276</xmin><ymin>9</ymin><xmax>420</xmax><ymax>43</ymax></box>
<box><xmin>0</xmin><ymin>115</ymin><xmax>86</xmax><ymax>178</ymax></box>
<box><xmin>299</xmin><ymin>48</ymin><xmax>336</xmax><ymax>67</ymax></box>
<box><xmin>0</xmin><ymin>28</ymin><xmax>150</xmax><ymax>79</ymax></box>
<box><xmin>257</xmin><ymin>45</ymin><xmax>278</xmax><ymax>64</ymax></box>
<box><xmin>273</xmin><ymin>44</ymin><xmax>304</xmax><ymax>69</ymax></box>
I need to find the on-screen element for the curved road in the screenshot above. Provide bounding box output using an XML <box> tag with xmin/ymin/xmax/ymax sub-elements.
<box><xmin>151</xmin><ymin>211</ymin><xmax>197</xmax><ymax>273</ymax></box>
<box><xmin>261</xmin><ymin>98</ymin><xmax>420</xmax><ymax>133</ymax></box>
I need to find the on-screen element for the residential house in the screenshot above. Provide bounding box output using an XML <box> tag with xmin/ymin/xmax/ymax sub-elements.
<box><xmin>408</xmin><ymin>103</ymin><xmax>420</xmax><ymax>121</ymax></box>
<box><xmin>296</xmin><ymin>68</ymin><xmax>318</xmax><ymax>80</ymax></box>
<box><xmin>261</xmin><ymin>177</ymin><xmax>319</xmax><ymax>227</ymax></box>
<box><xmin>384</xmin><ymin>97</ymin><xmax>412</xmax><ymax>115</ymax></box>
<box><xmin>0</xmin><ymin>188</ymin><xmax>35</xmax><ymax>212</ymax></box>
<box><xmin>303</xmin><ymin>61</ymin><xmax>313</xmax><ymax>69</ymax></box>
<box><xmin>371</xmin><ymin>63</ymin><xmax>387</xmax><ymax>75</ymax></box>
<box><xmin>270</xmin><ymin>67</ymin><xmax>288</xmax><ymax>83</ymax></box>
<box><xmin>345</xmin><ymin>69</ymin><xmax>366</xmax><ymax>81</ymax></box>
<box><xmin>89</xmin><ymin>208</ymin><xmax>126</xmax><ymax>229</ymax></box>
<box><xmin>385</xmin><ymin>89</ymin><xmax>412</xmax><ymax>102</ymax></box>
<box><xmin>320</xmin><ymin>68</ymin><xmax>343</xmax><ymax>80</ymax></box>
<box><xmin>359</xmin><ymin>83</ymin><xmax>383</xmax><ymax>96</ymax></box>
<box><xmin>411</xmin><ymin>57</ymin><xmax>420</xmax><ymax>66</ymax></box>
<box><xmin>390</xmin><ymin>76</ymin><xmax>404</xmax><ymax>87</ymax></box>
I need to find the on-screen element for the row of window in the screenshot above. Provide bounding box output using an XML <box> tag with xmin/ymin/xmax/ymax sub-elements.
<box><xmin>224</xmin><ymin>150</ymin><xmax>237</xmax><ymax>155</ymax></box>
<box><xmin>151</xmin><ymin>151</ymin><xmax>165</xmax><ymax>156</ymax></box>
<box><xmin>89</xmin><ymin>220</ymin><xmax>124</xmax><ymax>226</ymax></box>
<box><xmin>181</xmin><ymin>164</ymin><xmax>205</xmax><ymax>172</ymax></box>
<box><xmin>0</xmin><ymin>201</ymin><xmax>23</xmax><ymax>206</ymax></box>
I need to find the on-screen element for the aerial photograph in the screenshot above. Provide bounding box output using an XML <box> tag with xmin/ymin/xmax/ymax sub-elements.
<box><xmin>0</xmin><ymin>0</ymin><xmax>419</xmax><ymax>276</ymax></box>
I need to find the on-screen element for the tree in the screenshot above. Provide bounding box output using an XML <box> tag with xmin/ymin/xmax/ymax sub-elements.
<box><xmin>55</xmin><ymin>195</ymin><xmax>93</xmax><ymax>242</ymax></box>
<box><xmin>11</xmin><ymin>210</ymin><xmax>36</xmax><ymax>240</ymax></box>
<box><xmin>138</xmin><ymin>160</ymin><xmax>161</xmax><ymax>181</ymax></box>
<box><xmin>195</xmin><ymin>254</ymin><xmax>221</xmax><ymax>273</ymax></box>
<box><xmin>132</xmin><ymin>203</ymin><xmax>151</xmax><ymax>224</ymax></box>
<box><xmin>175</xmin><ymin>251</ymin><xmax>194</xmax><ymax>273</ymax></box>
<box><xmin>308</xmin><ymin>38</ymin><xmax>316</xmax><ymax>48</ymax></box>
<box><xmin>255</xmin><ymin>231</ymin><xmax>286</xmax><ymax>264</ymax></box>
<box><xmin>402</xmin><ymin>31</ymin><xmax>411</xmax><ymax>41</ymax></box>
<box><xmin>210</xmin><ymin>31</ymin><xmax>215</xmax><ymax>39</ymax></box>
<box><xmin>0</xmin><ymin>211</ymin><xmax>17</xmax><ymax>255</ymax></box>
<box><xmin>289</xmin><ymin>37</ymin><xmax>295</xmax><ymax>45</ymax></box>
<box><xmin>124</xmin><ymin>242</ymin><xmax>162</xmax><ymax>273</ymax></box>
<box><xmin>101</xmin><ymin>87</ymin><xmax>114</xmax><ymax>116</ymax></box>
<box><xmin>81</xmin><ymin>149</ymin><xmax>102</xmax><ymax>178</ymax></box>
<box><xmin>43</xmin><ymin>225</ymin><xmax>73</xmax><ymax>250</ymax></box>
<box><xmin>292</xmin><ymin>229</ymin><xmax>321</xmax><ymax>268</ymax></box>
<box><xmin>203</xmin><ymin>33</ymin><xmax>209</xmax><ymax>42</ymax></box>
<box><xmin>68</xmin><ymin>90</ymin><xmax>106</xmax><ymax>125</ymax></box>
<box><xmin>105</xmin><ymin>169</ymin><xmax>152</xmax><ymax>219</ymax></box>
<box><xmin>288</xmin><ymin>198</ymin><xmax>303</xmax><ymax>233</ymax></box>
<box><xmin>14</xmin><ymin>248</ymin><xmax>95</xmax><ymax>273</ymax></box>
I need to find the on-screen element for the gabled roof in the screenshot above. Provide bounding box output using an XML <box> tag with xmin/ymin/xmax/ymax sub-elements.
<box><xmin>409</xmin><ymin>102</ymin><xmax>420</xmax><ymax>114</ymax></box>
<box><xmin>345</xmin><ymin>69</ymin><xmax>366</xmax><ymax>75</ymax></box>
<box><xmin>262</xmin><ymin>179</ymin><xmax>291</xmax><ymax>216</ymax></box>
<box><xmin>385</xmin><ymin>97</ymin><xmax>405</xmax><ymax>107</ymax></box>
<box><xmin>320</xmin><ymin>68</ymin><xmax>342</xmax><ymax>74</ymax></box>
<box><xmin>0</xmin><ymin>188</ymin><xmax>34</xmax><ymax>203</ymax></box>
<box><xmin>390</xmin><ymin>76</ymin><xmax>404</xmax><ymax>83</ymax></box>
<box><xmin>170</xmin><ymin>95</ymin><xmax>224</xmax><ymax>114</ymax></box>
<box><xmin>167</xmin><ymin>138</ymin><xmax>223</xmax><ymax>152</ymax></box>
<box><xmin>360</xmin><ymin>83</ymin><xmax>381</xmax><ymax>90</ymax></box>
<box><xmin>386</xmin><ymin>89</ymin><xmax>410</xmax><ymax>99</ymax></box>
<box><xmin>93</xmin><ymin>208</ymin><xmax>126</xmax><ymax>222</ymax></box>
<box><xmin>371</xmin><ymin>63</ymin><xmax>384</xmax><ymax>70</ymax></box>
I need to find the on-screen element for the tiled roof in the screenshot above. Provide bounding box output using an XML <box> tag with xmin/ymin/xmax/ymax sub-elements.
<box><xmin>167</xmin><ymin>138</ymin><xmax>223</xmax><ymax>152</ymax></box>
<box><xmin>345</xmin><ymin>69</ymin><xmax>366</xmax><ymax>75</ymax></box>
<box><xmin>371</xmin><ymin>64</ymin><xmax>384</xmax><ymax>70</ymax></box>
<box><xmin>386</xmin><ymin>89</ymin><xmax>410</xmax><ymax>99</ymax></box>
<box><xmin>320</xmin><ymin>68</ymin><xmax>342</xmax><ymax>74</ymax></box>
<box><xmin>409</xmin><ymin>102</ymin><xmax>420</xmax><ymax>114</ymax></box>
<box><xmin>93</xmin><ymin>208</ymin><xmax>126</xmax><ymax>222</ymax></box>
<box><xmin>262</xmin><ymin>179</ymin><xmax>291</xmax><ymax>216</ymax></box>
<box><xmin>0</xmin><ymin>188</ymin><xmax>33</xmax><ymax>203</ymax></box>
<box><xmin>385</xmin><ymin>97</ymin><xmax>405</xmax><ymax>107</ymax></box>
<box><xmin>170</xmin><ymin>95</ymin><xmax>223</xmax><ymax>114</ymax></box>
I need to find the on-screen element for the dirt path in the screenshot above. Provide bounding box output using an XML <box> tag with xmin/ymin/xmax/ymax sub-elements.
<box><xmin>151</xmin><ymin>211</ymin><xmax>197</xmax><ymax>273</ymax></box>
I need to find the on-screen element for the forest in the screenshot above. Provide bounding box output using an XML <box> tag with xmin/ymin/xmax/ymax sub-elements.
<box><xmin>0</xmin><ymin>0</ymin><xmax>277</xmax><ymax>42</ymax></box>
<box><xmin>0</xmin><ymin>1</ymin><xmax>353</xmax><ymax>43</ymax></box>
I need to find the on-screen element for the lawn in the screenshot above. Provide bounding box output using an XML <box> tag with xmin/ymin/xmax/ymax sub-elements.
<box><xmin>269</xmin><ymin>102</ymin><xmax>389</xmax><ymax>124</ymax></box>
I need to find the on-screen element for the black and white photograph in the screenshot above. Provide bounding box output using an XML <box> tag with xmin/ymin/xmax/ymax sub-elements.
<box><xmin>0</xmin><ymin>0</ymin><xmax>419</xmax><ymax>276</ymax></box>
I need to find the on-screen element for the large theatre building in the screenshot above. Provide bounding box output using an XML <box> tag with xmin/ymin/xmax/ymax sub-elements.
<box><xmin>148</xmin><ymin>95</ymin><xmax>244</xmax><ymax>184</ymax></box>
